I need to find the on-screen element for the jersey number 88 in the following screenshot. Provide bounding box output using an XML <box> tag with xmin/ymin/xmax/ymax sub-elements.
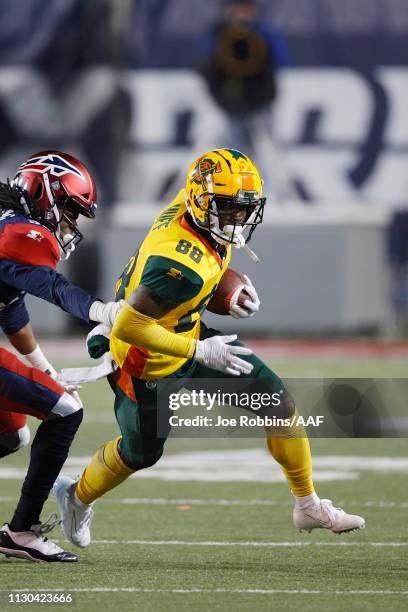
<box><xmin>175</xmin><ymin>240</ymin><xmax>203</xmax><ymax>264</ymax></box>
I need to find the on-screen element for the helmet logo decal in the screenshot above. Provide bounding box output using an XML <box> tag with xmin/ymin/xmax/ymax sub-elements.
<box><xmin>226</xmin><ymin>149</ymin><xmax>248</xmax><ymax>161</ymax></box>
<box><xmin>192</xmin><ymin>158</ymin><xmax>222</xmax><ymax>185</ymax></box>
<box><xmin>17</xmin><ymin>154</ymin><xmax>86</xmax><ymax>182</ymax></box>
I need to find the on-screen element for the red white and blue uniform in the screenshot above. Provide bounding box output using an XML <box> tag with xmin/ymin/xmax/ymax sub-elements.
<box><xmin>0</xmin><ymin>210</ymin><xmax>93</xmax><ymax>429</ymax></box>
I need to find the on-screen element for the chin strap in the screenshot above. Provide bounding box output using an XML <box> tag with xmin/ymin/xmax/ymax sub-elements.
<box><xmin>241</xmin><ymin>243</ymin><xmax>260</xmax><ymax>263</ymax></box>
<box><xmin>223</xmin><ymin>226</ymin><xmax>260</xmax><ymax>263</ymax></box>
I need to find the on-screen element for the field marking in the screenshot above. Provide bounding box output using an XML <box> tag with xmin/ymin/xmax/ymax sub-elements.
<box><xmin>49</xmin><ymin>538</ymin><xmax>408</xmax><ymax>548</ymax></box>
<box><xmin>110</xmin><ymin>498</ymin><xmax>408</xmax><ymax>510</ymax></box>
<box><xmin>2</xmin><ymin>452</ymin><xmax>408</xmax><ymax>483</ymax></box>
<box><xmin>1</xmin><ymin>496</ymin><xmax>408</xmax><ymax>510</ymax></box>
<box><xmin>3</xmin><ymin>588</ymin><xmax>408</xmax><ymax>596</ymax></box>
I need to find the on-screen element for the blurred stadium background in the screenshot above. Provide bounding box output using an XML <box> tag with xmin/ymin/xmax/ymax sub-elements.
<box><xmin>0</xmin><ymin>0</ymin><xmax>407</xmax><ymax>338</ymax></box>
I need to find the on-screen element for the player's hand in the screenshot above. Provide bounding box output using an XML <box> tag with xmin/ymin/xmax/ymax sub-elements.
<box><xmin>195</xmin><ymin>334</ymin><xmax>253</xmax><ymax>376</ymax></box>
<box><xmin>229</xmin><ymin>275</ymin><xmax>260</xmax><ymax>319</ymax></box>
<box><xmin>89</xmin><ymin>300</ymin><xmax>125</xmax><ymax>327</ymax></box>
<box><xmin>56</xmin><ymin>372</ymin><xmax>82</xmax><ymax>394</ymax></box>
<box><xmin>56</xmin><ymin>367</ymin><xmax>83</xmax><ymax>398</ymax></box>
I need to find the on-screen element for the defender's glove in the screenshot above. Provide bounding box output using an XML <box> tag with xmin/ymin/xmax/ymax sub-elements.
<box><xmin>229</xmin><ymin>275</ymin><xmax>260</xmax><ymax>319</ymax></box>
<box><xmin>89</xmin><ymin>300</ymin><xmax>125</xmax><ymax>327</ymax></box>
<box><xmin>195</xmin><ymin>334</ymin><xmax>253</xmax><ymax>376</ymax></box>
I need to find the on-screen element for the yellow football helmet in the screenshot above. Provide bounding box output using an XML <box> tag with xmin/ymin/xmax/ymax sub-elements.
<box><xmin>185</xmin><ymin>148</ymin><xmax>265</xmax><ymax>246</ymax></box>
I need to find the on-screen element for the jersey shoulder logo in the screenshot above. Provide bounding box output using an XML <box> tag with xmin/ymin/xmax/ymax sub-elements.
<box><xmin>26</xmin><ymin>229</ymin><xmax>44</xmax><ymax>242</ymax></box>
<box><xmin>17</xmin><ymin>154</ymin><xmax>85</xmax><ymax>182</ymax></box>
<box><xmin>166</xmin><ymin>267</ymin><xmax>184</xmax><ymax>280</ymax></box>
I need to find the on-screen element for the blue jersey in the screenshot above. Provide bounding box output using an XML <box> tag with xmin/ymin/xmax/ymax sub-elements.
<box><xmin>0</xmin><ymin>209</ymin><xmax>95</xmax><ymax>334</ymax></box>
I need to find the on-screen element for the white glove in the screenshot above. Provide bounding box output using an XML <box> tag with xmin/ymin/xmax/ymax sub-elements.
<box><xmin>89</xmin><ymin>300</ymin><xmax>125</xmax><ymax>327</ymax></box>
<box><xmin>56</xmin><ymin>372</ymin><xmax>83</xmax><ymax>393</ymax></box>
<box><xmin>229</xmin><ymin>275</ymin><xmax>260</xmax><ymax>319</ymax></box>
<box><xmin>195</xmin><ymin>334</ymin><xmax>253</xmax><ymax>376</ymax></box>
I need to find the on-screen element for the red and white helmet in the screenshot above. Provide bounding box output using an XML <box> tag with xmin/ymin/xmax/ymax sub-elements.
<box><xmin>12</xmin><ymin>150</ymin><xmax>97</xmax><ymax>256</ymax></box>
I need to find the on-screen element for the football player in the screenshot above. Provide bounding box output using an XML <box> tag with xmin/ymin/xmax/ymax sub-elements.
<box><xmin>53</xmin><ymin>149</ymin><xmax>365</xmax><ymax>548</ymax></box>
<box><xmin>0</xmin><ymin>151</ymin><xmax>123</xmax><ymax>562</ymax></box>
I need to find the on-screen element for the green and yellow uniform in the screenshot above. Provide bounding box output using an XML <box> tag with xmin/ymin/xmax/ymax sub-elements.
<box><xmin>111</xmin><ymin>190</ymin><xmax>230</xmax><ymax>379</ymax></box>
<box><xmin>76</xmin><ymin>152</ymin><xmax>314</xmax><ymax>506</ymax></box>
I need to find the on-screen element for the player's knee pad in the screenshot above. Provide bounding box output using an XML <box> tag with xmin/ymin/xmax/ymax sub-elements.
<box><xmin>51</xmin><ymin>391</ymin><xmax>83</xmax><ymax>417</ymax></box>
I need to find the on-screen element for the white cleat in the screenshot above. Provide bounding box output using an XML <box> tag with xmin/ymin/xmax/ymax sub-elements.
<box><xmin>293</xmin><ymin>498</ymin><xmax>365</xmax><ymax>534</ymax></box>
<box><xmin>52</xmin><ymin>475</ymin><xmax>94</xmax><ymax>548</ymax></box>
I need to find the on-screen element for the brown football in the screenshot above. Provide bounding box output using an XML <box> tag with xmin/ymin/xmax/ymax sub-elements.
<box><xmin>206</xmin><ymin>268</ymin><xmax>251</xmax><ymax>315</ymax></box>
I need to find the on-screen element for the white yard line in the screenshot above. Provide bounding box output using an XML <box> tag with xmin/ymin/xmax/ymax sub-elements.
<box><xmin>1</xmin><ymin>496</ymin><xmax>407</xmax><ymax>509</ymax></box>
<box><xmin>110</xmin><ymin>498</ymin><xmax>408</xmax><ymax>509</ymax></box>
<box><xmin>2</xmin><ymin>452</ymin><xmax>408</xmax><ymax>483</ymax></box>
<box><xmin>49</xmin><ymin>539</ymin><xmax>408</xmax><ymax>548</ymax></box>
<box><xmin>3</xmin><ymin>588</ymin><xmax>408</xmax><ymax>596</ymax></box>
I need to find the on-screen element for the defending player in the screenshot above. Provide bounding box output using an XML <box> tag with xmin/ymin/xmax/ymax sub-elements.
<box><xmin>53</xmin><ymin>149</ymin><xmax>365</xmax><ymax>548</ymax></box>
<box><xmin>0</xmin><ymin>151</ymin><xmax>123</xmax><ymax>562</ymax></box>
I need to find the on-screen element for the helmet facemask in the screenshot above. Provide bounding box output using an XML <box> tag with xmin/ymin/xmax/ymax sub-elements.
<box><xmin>55</xmin><ymin>197</ymin><xmax>86</xmax><ymax>260</ymax></box>
<box><xmin>188</xmin><ymin>173</ymin><xmax>265</xmax><ymax>247</ymax></box>
<box><xmin>207</xmin><ymin>191</ymin><xmax>265</xmax><ymax>246</ymax></box>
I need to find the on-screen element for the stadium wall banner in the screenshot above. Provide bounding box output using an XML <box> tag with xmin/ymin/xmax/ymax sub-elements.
<box><xmin>120</xmin><ymin>68</ymin><xmax>408</xmax><ymax>205</ymax></box>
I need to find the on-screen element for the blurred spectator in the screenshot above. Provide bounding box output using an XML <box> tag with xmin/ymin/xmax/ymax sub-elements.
<box><xmin>199</xmin><ymin>0</ymin><xmax>288</xmax><ymax>116</ymax></box>
<box><xmin>195</xmin><ymin>0</ymin><xmax>297</xmax><ymax>201</ymax></box>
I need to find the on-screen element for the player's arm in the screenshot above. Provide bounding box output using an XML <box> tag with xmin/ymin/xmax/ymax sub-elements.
<box><xmin>112</xmin><ymin>256</ymin><xmax>253</xmax><ymax>375</ymax></box>
<box><xmin>0</xmin><ymin>297</ymin><xmax>58</xmax><ymax>376</ymax></box>
<box><xmin>0</xmin><ymin>227</ymin><xmax>121</xmax><ymax>327</ymax></box>
<box><xmin>0</xmin><ymin>259</ymin><xmax>121</xmax><ymax>327</ymax></box>
<box><xmin>112</xmin><ymin>285</ymin><xmax>197</xmax><ymax>358</ymax></box>
<box><xmin>113</xmin><ymin>263</ymin><xmax>199</xmax><ymax>359</ymax></box>
<box><xmin>7</xmin><ymin>323</ymin><xmax>60</xmax><ymax>377</ymax></box>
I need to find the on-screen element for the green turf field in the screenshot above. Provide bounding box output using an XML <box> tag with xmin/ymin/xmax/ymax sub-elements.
<box><xmin>1</xmin><ymin>356</ymin><xmax>407</xmax><ymax>612</ymax></box>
